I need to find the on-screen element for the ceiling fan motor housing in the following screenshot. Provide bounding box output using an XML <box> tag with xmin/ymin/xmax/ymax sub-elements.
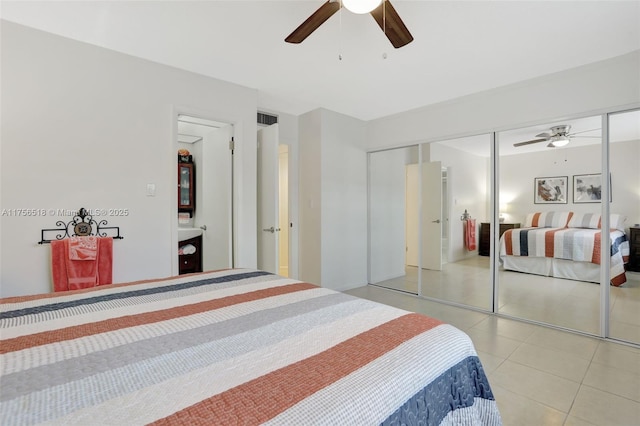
<box><xmin>550</xmin><ymin>125</ymin><xmax>571</xmax><ymax>136</ymax></box>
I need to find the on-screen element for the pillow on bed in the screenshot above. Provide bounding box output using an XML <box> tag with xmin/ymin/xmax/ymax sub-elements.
<box><xmin>568</xmin><ymin>213</ymin><xmax>626</xmax><ymax>231</ymax></box>
<box><xmin>524</xmin><ymin>211</ymin><xmax>572</xmax><ymax>228</ymax></box>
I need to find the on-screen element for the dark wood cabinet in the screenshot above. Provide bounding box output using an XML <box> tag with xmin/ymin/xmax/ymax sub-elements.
<box><xmin>178</xmin><ymin>162</ymin><xmax>195</xmax><ymax>214</ymax></box>
<box><xmin>179</xmin><ymin>235</ymin><xmax>202</xmax><ymax>275</ymax></box>
<box><xmin>627</xmin><ymin>227</ymin><xmax>640</xmax><ymax>272</ymax></box>
<box><xmin>479</xmin><ymin>222</ymin><xmax>520</xmax><ymax>256</ymax></box>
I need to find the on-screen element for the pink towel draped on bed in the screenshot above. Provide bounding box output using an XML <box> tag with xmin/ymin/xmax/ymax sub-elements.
<box><xmin>51</xmin><ymin>237</ymin><xmax>113</xmax><ymax>292</ymax></box>
<box><xmin>464</xmin><ymin>219</ymin><xmax>477</xmax><ymax>251</ymax></box>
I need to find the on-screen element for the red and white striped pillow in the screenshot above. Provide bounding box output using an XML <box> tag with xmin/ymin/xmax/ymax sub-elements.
<box><xmin>524</xmin><ymin>212</ymin><xmax>572</xmax><ymax>228</ymax></box>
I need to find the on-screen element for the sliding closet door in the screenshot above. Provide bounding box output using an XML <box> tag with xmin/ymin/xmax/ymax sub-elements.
<box><xmin>368</xmin><ymin>146</ymin><xmax>420</xmax><ymax>294</ymax></box>
<box><xmin>608</xmin><ymin>109</ymin><xmax>640</xmax><ymax>345</ymax></box>
<box><xmin>419</xmin><ymin>135</ymin><xmax>492</xmax><ymax>311</ymax></box>
<box><xmin>497</xmin><ymin>115</ymin><xmax>603</xmax><ymax>335</ymax></box>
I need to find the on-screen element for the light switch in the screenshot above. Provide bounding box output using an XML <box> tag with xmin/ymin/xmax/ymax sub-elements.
<box><xmin>146</xmin><ymin>183</ymin><xmax>156</xmax><ymax>197</ymax></box>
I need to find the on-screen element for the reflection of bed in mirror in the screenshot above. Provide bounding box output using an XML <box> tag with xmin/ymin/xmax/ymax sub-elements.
<box><xmin>499</xmin><ymin>212</ymin><xmax>630</xmax><ymax>286</ymax></box>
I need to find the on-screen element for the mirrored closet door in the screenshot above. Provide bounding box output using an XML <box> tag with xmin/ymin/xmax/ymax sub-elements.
<box><xmin>367</xmin><ymin>108</ymin><xmax>638</xmax><ymax>346</ymax></box>
<box><xmin>496</xmin><ymin>115</ymin><xmax>604</xmax><ymax>335</ymax></box>
<box><xmin>608</xmin><ymin>108</ymin><xmax>640</xmax><ymax>345</ymax></box>
<box><xmin>419</xmin><ymin>135</ymin><xmax>493</xmax><ymax>311</ymax></box>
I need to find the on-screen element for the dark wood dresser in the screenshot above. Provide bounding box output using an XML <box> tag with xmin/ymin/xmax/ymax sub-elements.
<box><xmin>479</xmin><ymin>222</ymin><xmax>521</xmax><ymax>256</ymax></box>
<box><xmin>627</xmin><ymin>226</ymin><xmax>640</xmax><ymax>272</ymax></box>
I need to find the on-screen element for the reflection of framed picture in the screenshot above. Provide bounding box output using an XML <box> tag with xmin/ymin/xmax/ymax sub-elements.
<box><xmin>534</xmin><ymin>176</ymin><xmax>568</xmax><ymax>204</ymax></box>
<box><xmin>573</xmin><ymin>173</ymin><xmax>611</xmax><ymax>203</ymax></box>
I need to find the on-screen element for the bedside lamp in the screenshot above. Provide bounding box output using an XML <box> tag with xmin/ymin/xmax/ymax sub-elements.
<box><xmin>499</xmin><ymin>203</ymin><xmax>509</xmax><ymax>223</ymax></box>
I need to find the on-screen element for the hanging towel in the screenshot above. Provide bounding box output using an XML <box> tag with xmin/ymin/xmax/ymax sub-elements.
<box><xmin>464</xmin><ymin>219</ymin><xmax>477</xmax><ymax>251</ymax></box>
<box><xmin>68</xmin><ymin>236</ymin><xmax>98</xmax><ymax>260</ymax></box>
<box><xmin>51</xmin><ymin>237</ymin><xmax>113</xmax><ymax>292</ymax></box>
<box><xmin>97</xmin><ymin>237</ymin><xmax>113</xmax><ymax>286</ymax></box>
<box><xmin>51</xmin><ymin>240</ymin><xmax>69</xmax><ymax>292</ymax></box>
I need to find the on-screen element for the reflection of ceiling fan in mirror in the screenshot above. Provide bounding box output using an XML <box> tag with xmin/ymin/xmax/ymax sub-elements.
<box><xmin>513</xmin><ymin>125</ymin><xmax>601</xmax><ymax>148</ymax></box>
<box><xmin>285</xmin><ymin>0</ymin><xmax>413</xmax><ymax>49</ymax></box>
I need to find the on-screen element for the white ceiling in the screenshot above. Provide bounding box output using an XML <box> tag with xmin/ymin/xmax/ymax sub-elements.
<box><xmin>2</xmin><ymin>0</ymin><xmax>639</xmax><ymax>121</ymax></box>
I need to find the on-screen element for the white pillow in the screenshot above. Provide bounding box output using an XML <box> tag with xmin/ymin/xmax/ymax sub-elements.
<box><xmin>568</xmin><ymin>213</ymin><xmax>626</xmax><ymax>231</ymax></box>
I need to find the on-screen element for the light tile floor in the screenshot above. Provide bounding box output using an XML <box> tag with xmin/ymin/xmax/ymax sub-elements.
<box><xmin>344</xmin><ymin>285</ymin><xmax>640</xmax><ymax>426</ymax></box>
<box><xmin>372</xmin><ymin>257</ymin><xmax>640</xmax><ymax>343</ymax></box>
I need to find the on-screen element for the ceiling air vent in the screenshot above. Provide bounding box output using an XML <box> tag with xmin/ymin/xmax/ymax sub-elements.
<box><xmin>257</xmin><ymin>112</ymin><xmax>278</xmax><ymax>126</ymax></box>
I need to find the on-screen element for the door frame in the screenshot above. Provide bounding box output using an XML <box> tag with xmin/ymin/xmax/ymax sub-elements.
<box><xmin>171</xmin><ymin>106</ymin><xmax>236</xmax><ymax>276</ymax></box>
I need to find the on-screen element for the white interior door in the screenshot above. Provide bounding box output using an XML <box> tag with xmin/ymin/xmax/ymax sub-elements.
<box><xmin>257</xmin><ymin>124</ymin><xmax>279</xmax><ymax>273</ymax></box>
<box><xmin>422</xmin><ymin>161</ymin><xmax>442</xmax><ymax>271</ymax></box>
<box><xmin>199</xmin><ymin>125</ymin><xmax>233</xmax><ymax>271</ymax></box>
<box><xmin>405</xmin><ymin>164</ymin><xmax>419</xmax><ymax>267</ymax></box>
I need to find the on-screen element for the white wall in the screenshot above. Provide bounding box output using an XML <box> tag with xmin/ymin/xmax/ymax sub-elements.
<box><xmin>0</xmin><ymin>22</ymin><xmax>258</xmax><ymax>297</ymax></box>
<box><xmin>298</xmin><ymin>110</ymin><xmax>322</xmax><ymax>285</ymax></box>
<box><xmin>500</xmin><ymin>139</ymin><xmax>640</xmax><ymax>230</ymax></box>
<box><xmin>320</xmin><ymin>110</ymin><xmax>368</xmax><ymax>291</ymax></box>
<box><xmin>369</xmin><ymin>149</ymin><xmax>407</xmax><ymax>283</ymax></box>
<box><xmin>366</xmin><ymin>51</ymin><xmax>640</xmax><ymax>149</ymax></box>
<box><xmin>298</xmin><ymin>109</ymin><xmax>368</xmax><ymax>291</ymax></box>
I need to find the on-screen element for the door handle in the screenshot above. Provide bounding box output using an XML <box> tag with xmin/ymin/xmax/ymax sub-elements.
<box><xmin>432</xmin><ymin>219</ymin><xmax>441</xmax><ymax>223</ymax></box>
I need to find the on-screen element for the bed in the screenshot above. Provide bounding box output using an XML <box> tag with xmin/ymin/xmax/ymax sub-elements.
<box><xmin>0</xmin><ymin>269</ymin><xmax>501</xmax><ymax>425</ymax></box>
<box><xmin>499</xmin><ymin>212</ymin><xmax>630</xmax><ymax>286</ymax></box>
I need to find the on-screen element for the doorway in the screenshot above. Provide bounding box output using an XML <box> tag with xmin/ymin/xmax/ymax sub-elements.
<box><xmin>278</xmin><ymin>145</ymin><xmax>290</xmax><ymax>277</ymax></box>
<box><xmin>175</xmin><ymin>114</ymin><xmax>234</xmax><ymax>274</ymax></box>
<box><xmin>257</xmin><ymin>124</ymin><xmax>291</xmax><ymax>277</ymax></box>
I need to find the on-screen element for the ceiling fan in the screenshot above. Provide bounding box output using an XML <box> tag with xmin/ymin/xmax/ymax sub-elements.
<box><xmin>285</xmin><ymin>0</ymin><xmax>413</xmax><ymax>49</ymax></box>
<box><xmin>513</xmin><ymin>125</ymin><xmax>601</xmax><ymax>148</ymax></box>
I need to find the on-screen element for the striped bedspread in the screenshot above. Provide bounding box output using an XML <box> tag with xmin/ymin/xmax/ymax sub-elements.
<box><xmin>501</xmin><ymin>228</ymin><xmax>629</xmax><ymax>286</ymax></box>
<box><xmin>0</xmin><ymin>269</ymin><xmax>501</xmax><ymax>425</ymax></box>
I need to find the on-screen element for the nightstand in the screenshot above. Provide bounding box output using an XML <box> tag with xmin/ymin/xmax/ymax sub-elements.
<box><xmin>627</xmin><ymin>227</ymin><xmax>640</xmax><ymax>272</ymax></box>
<box><xmin>479</xmin><ymin>222</ymin><xmax>521</xmax><ymax>256</ymax></box>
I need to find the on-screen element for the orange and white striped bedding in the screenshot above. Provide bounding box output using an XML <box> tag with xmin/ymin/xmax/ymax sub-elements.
<box><xmin>500</xmin><ymin>228</ymin><xmax>629</xmax><ymax>286</ymax></box>
<box><xmin>0</xmin><ymin>269</ymin><xmax>501</xmax><ymax>425</ymax></box>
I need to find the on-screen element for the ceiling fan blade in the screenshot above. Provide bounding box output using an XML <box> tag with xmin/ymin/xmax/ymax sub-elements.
<box><xmin>535</xmin><ymin>132</ymin><xmax>551</xmax><ymax>138</ymax></box>
<box><xmin>285</xmin><ymin>1</ymin><xmax>341</xmax><ymax>44</ymax></box>
<box><xmin>370</xmin><ymin>0</ymin><xmax>414</xmax><ymax>48</ymax></box>
<box><xmin>513</xmin><ymin>138</ymin><xmax>548</xmax><ymax>147</ymax></box>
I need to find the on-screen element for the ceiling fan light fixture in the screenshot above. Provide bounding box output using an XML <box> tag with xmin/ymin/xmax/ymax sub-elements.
<box><xmin>342</xmin><ymin>0</ymin><xmax>383</xmax><ymax>14</ymax></box>
<box><xmin>550</xmin><ymin>135</ymin><xmax>570</xmax><ymax>147</ymax></box>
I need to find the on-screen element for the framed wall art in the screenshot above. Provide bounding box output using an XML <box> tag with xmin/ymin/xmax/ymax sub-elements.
<box><xmin>573</xmin><ymin>173</ymin><xmax>611</xmax><ymax>203</ymax></box>
<box><xmin>534</xmin><ymin>176</ymin><xmax>568</xmax><ymax>204</ymax></box>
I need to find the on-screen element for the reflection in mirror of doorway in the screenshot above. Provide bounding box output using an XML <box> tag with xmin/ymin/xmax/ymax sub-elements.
<box><xmin>421</xmin><ymin>137</ymin><xmax>492</xmax><ymax>311</ymax></box>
